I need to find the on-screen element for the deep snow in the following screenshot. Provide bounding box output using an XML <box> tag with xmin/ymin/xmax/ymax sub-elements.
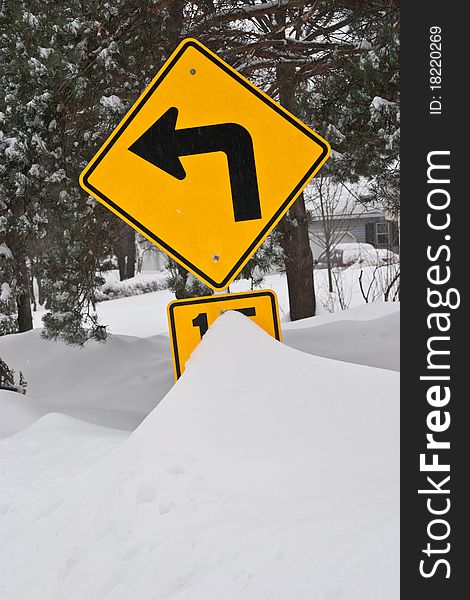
<box><xmin>0</xmin><ymin>329</ymin><xmax>173</xmax><ymax>432</ymax></box>
<box><xmin>283</xmin><ymin>310</ymin><xmax>399</xmax><ymax>371</ymax></box>
<box><xmin>1</xmin><ymin>311</ymin><xmax>399</xmax><ymax>599</ymax></box>
<box><xmin>1</xmin><ymin>298</ymin><xmax>398</xmax><ymax>435</ymax></box>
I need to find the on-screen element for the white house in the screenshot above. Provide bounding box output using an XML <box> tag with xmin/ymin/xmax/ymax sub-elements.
<box><xmin>305</xmin><ymin>179</ymin><xmax>399</xmax><ymax>260</ymax></box>
<box><xmin>137</xmin><ymin>236</ymin><xmax>167</xmax><ymax>272</ymax></box>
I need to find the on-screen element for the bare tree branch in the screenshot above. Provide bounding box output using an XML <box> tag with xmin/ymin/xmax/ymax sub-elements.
<box><xmin>190</xmin><ymin>0</ymin><xmax>304</xmax><ymax>34</ymax></box>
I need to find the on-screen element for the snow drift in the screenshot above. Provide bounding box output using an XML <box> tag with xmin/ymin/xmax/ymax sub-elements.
<box><xmin>1</xmin><ymin>311</ymin><xmax>399</xmax><ymax>599</ymax></box>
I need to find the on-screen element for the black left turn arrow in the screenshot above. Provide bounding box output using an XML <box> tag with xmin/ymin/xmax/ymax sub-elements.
<box><xmin>128</xmin><ymin>107</ymin><xmax>262</xmax><ymax>222</ymax></box>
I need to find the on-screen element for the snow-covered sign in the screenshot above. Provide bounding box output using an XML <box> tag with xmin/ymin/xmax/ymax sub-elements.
<box><xmin>167</xmin><ymin>289</ymin><xmax>281</xmax><ymax>379</ymax></box>
<box><xmin>79</xmin><ymin>38</ymin><xmax>330</xmax><ymax>291</ymax></box>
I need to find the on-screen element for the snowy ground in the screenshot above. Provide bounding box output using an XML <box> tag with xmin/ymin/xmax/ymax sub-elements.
<box><xmin>30</xmin><ymin>264</ymin><xmax>399</xmax><ymax>335</ymax></box>
<box><xmin>0</xmin><ymin>273</ymin><xmax>399</xmax><ymax>599</ymax></box>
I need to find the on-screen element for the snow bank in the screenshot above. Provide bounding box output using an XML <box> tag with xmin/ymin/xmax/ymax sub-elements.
<box><xmin>0</xmin><ymin>389</ymin><xmax>51</xmax><ymax>436</ymax></box>
<box><xmin>97</xmin><ymin>270</ymin><xmax>168</xmax><ymax>301</ymax></box>
<box><xmin>283</xmin><ymin>299</ymin><xmax>399</xmax><ymax>329</ymax></box>
<box><xmin>284</xmin><ymin>306</ymin><xmax>399</xmax><ymax>371</ymax></box>
<box><xmin>1</xmin><ymin>302</ymin><xmax>399</xmax><ymax>436</ymax></box>
<box><xmin>0</xmin><ymin>312</ymin><xmax>399</xmax><ymax>600</ymax></box>
<box><xmin>0</xmin><ymin>329</ymin><xmax>173</xmax><ymax>433</ymax></box>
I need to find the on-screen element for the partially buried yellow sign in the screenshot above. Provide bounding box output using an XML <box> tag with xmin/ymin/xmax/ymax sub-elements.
<box><xmin>79</xmin><ymin>38</ymin><xmax>330</xmax><ymax>290</ymax></box>
<box><xmin>167</xmin><ymin>290</ymin><xmax>281</xmax><ymax>379</ymax></box>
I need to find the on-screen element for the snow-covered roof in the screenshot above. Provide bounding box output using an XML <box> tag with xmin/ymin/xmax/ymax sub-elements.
<box><xmin>305</xmin><ymin>178</ymin><xmax>385</xmax><ymax>221</ymax></box>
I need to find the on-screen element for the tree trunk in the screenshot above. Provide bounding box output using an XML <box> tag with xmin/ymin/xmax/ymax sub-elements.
<box><xmin>125</xmin><ymin>229</ymin><xmax>136</xmax><ymax>279</ymax></box>
<box><xmin>166</xmin><ymin>0</ymin><xmax>185</xmax><ymax>48</ymax></box>
<box><xmin>16</xmin><ymin>254</ymin><xmax>33</xmax><ymax>332</ymax></box>
<box><xmin>112</xmin><ymin>219</ymin><xmax>136</xmax><ymax>281</ymax></box>
<box><xmin>276</xmin><ymin>61</ymin><xmax>316</xmax><ymax>320</ymax></box>
<box><xmin>116</xmin><ymin>250</ymin><xmax>127</xmax><ymax>281</ymax></box>
<box><xmin>29</xmin><ymin>274</ymin><xmax>37</xmax><ymax>312</ymax></box>
<box><xmin>37</xmin><ymin>276</ymin><xmax>44</xmax><ymax>307</ymax></box>
<box><xmin>174</xmin><ymin>264</ymin><xmax>190</xmax><ymax>299</ymax></box>
<box><xmin>277</xmin><ymin>194</ymin><xmax>316</xmax><ymax>320</ymax></box>
<box><xmin>326</xmin><ymin>257</ymin><xmax>334</xmax><ymax>294</ymax></box>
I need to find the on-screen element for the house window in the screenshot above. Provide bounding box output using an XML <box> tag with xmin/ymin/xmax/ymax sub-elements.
<box><xmin>375</xmin><ymin>222</ymin><xmax>390</xmax><ymax>247</ymax></box>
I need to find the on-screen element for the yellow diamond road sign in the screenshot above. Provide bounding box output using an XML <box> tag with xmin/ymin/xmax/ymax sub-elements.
<box><xmin>167</xmin><ymin>290</ymin><xmax>281</xmax><ymax>379</ymax></box>
<box><xmin>79</xmin><ymin>38</ymin><xmax>330</xmax><ymax>290</ymax></box>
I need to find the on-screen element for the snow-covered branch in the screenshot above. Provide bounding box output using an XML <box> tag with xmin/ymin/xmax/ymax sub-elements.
<box><xmin>191</xmin><ymin>0</ymin><xmax>300</xmax><ymax>34</ymax></box>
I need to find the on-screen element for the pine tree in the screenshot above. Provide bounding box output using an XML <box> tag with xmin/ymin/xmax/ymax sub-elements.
<box><xmin>1</xmin><ymin>1</ymin><xmax>167</xmax><ymax>343</ymax></box>
<box><xmin>0</xmin><ymin>358</ymin><xmax>14</xmax><ymax>388</ymax></box>
<box><xmin>4</xmin><ymin>2</ymin><xmax>105</xmax><ymax>341</ymax></box>
<box><xmin>165</xmin><ymin>258</ymin><xmax>214</xmax><ymax>299</ymax></box>
<box><xmin>299</xmin><ymin>5</ymin><xmax>400</xmax><ymax>214</ymax></box>
<box><xmin>0</xmin><ymin>243</ymin><xmax>17</xmax><ymax>335</ymax></box>
<box><xmin>238</xmin><ymin>232</ymin><xmax>284</xmax><ymax>289</ymax></box>
<box><xmin>0</xmin><ymin>356</ymin><xmax>26</xmax><ymax>393</ymax></box>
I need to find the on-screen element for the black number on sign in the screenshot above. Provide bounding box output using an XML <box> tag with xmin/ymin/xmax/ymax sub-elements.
<box><xmin>192</xmin><ymin>307</ymin><xmax>257</xmax><ymax>339</ymax></box>
<box><xmin>234</xmin><ymin>307</ymin><xmax>256</xmax><ymax>317</ymax></box>
<box><xmin>192</xmin><ymin>312</ymin><xmax>209</xmax><ymax>338</ymax></box>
